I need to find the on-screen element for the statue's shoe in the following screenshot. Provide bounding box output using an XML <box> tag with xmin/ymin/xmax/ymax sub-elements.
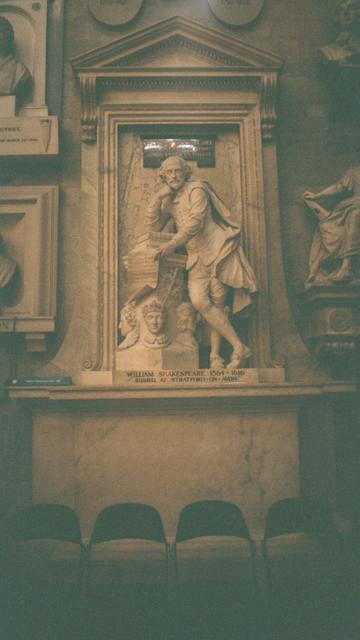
<box><xmin>226</xmin><ymin>345</ymin><xmax>251</xmax><ymax>369</ymax></box>
<box><xmin>210</xmin><ymin>354</ymin><xmax>225</xmax><ymax>370</ymax></box>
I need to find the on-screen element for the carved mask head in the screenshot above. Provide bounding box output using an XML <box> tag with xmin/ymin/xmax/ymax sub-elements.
<box><xmin>176</xmin><ymin>302</ymin><xmax>197</xmax><ymax>333</ymax></box>
<box><xmin>119</xmin><ymin>302</ymin><xmax>137</xmax><ymax>337</ymax></box>
<box><xmin>142</xmin><ymin>299</ymin><xmax>167</xmax><ymax>335</ymax></box>
<box><xmin>159</xmin><ymin>155</ymin><xmax>191</xmax><ymax>192</ymax></box>
<box><xmin>0</xmin><ymin>17</ymin><xmax>15</xmax><ymax>57</ymax></box>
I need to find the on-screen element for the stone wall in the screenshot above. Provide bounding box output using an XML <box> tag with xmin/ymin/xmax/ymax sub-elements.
<box><xmin>0</xmin><ymin>0</ymin><xmax>358</xmax><ymax>517</ymax></box>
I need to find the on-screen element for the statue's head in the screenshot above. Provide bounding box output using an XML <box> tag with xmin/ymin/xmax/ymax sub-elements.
<box><xmin>159</xmin><ymin>155</ymin><xmax>191</xmax><ymax>191</ymax></box>
<box><xmin>335</xmin><ymin>0</ymin><xmax>360</xmax><ymax>31</ymax></box>
<box><xmin>0</xmin><ymin>17</ymin><xmax>15</xmax><ymax>57</ymax></box>
<box><xmin>119</xmin><ymin>301</ymin><xmax>137</xmax><ymax>337</ymax></box>
<box><xmin>142</xmin><ymin>298</ymin><xmax>167</xmax><ymax>335</ymax></box>
<box><xmin>176</xmin><ymin>302</ymin><xmax>197</xmax><ymax>333</ymax></box>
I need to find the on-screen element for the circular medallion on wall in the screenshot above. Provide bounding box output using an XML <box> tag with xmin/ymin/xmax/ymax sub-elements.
<box><xmin>88</xmin><ymin>0</ymin><xmax>143</xmax><ymax>27</ymax></box>
<box><xmin>208</xmin><ymin>0</ymin><xmax>264</xmax><ymax>26</ymax></box>
<box><xmin>328</xmin><ymin>309</ymin><xmax>352</xmax><ymax>333</ymax></box>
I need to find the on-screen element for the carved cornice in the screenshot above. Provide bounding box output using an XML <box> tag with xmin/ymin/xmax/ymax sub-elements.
<box><xmin>76</xmin><ymin>74</ymin><xmax>279</xmax><ymax>144</ymax></box>
<box><xmin>72</xmin><ymin>17</ymin><xmax>283</xmax><ymax>144</ymax></box>
<box><xmin>110</xmin><ymin>35</ymin><xmax>244</xmax><ymax>68</ymax></box>
<box><xmin>71</xmin><ymin>16</ymin><xmax>284</xmax><ymax>71</ymax></box>
<box><xmin>80</xmin><ymin>76</ymin><xmax>97</xmax><ymax>144</ymax></box>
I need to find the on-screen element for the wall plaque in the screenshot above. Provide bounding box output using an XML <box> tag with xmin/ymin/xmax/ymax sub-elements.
<box><xmin>88</xmin><ymin>0</ymin><xmax>143</xmax><ymax>26</ymax></box>
<box><xmin>208</xmin><ymin>0</ymin><xmax>264</xmax><ymax>26</ymax></box>
<box><xmin>0</xmin><ymin>117</ymin><xmax>58</xmax><ymax>157</ymax></box>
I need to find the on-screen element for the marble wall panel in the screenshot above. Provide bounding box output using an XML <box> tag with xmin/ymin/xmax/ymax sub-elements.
<box><xmin>32</xmin><ymin>408</ymin><xmax>299</xmax><ymax>538</ymax></box>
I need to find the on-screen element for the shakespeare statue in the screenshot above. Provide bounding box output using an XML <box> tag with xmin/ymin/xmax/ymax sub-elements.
<box><xmin>145</xmin><ymin>155</ymin><xmax>257</xmax><ymax>369</ymax></box>
<box><xmin>303</xmin><ymin>165</ymin><xmax>360</xmax><ymax>285</ymax></box>
<box><xmin>0</xmin><ymin>16</ymin><xmax>31</xmax><ymax>97</ymax></box>
<box><xmin>320</xmin><ymin>0</ymin><xmax>360</xmax><ymax>64</ymax></box>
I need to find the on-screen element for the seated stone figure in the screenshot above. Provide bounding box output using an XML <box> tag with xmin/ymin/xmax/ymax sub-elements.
<box><xmin>0</xmin><ymin>16</ymin><xmax>31</xmax><ymax>97</ymax></box>
<box><xmin>303</xmin><ymin>165</ymin><xmax>360</xmax><ymax>284</ymax></box>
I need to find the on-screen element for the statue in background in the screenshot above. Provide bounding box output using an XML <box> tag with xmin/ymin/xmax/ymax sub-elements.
<box><xmin>0</xmin><ymin>16</ymin><xmax>31</xmax><ymax>97</ymax></box>
<box><xmin>303</xmin><ymin>165</ymin><xmax>360</xmax><ymax>285</ymax></box>
<box><xmin>320</xmin><ymin>0</ymin><xmax>360</xmax><ymax>64</ymax></box>
<box><xmin>145</xmin><ymin>156</ymin><xmax>257</xmax><ymax>369</ymax></box>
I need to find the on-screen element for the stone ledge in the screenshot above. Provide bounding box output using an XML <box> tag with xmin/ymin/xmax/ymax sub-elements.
<box><xmin>7</xmin><ymin>382</ymin><xmax>356</xmax><ymax>403</ymax></box>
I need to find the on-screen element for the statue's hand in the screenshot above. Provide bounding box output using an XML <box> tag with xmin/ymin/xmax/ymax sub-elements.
<box><xmin>303</xmin><ymin>191</ymin><xmax>317</xmax><ymax>200</ymax></box>
<box><xmin>156</xmin><ymin>185</ymin><xmax>173</xmax><ymax>200</ymax></box>
<box><xmin>154</xmin><ymin>242</ymin><xmax>175</xmax><ymax>260</ymax></box>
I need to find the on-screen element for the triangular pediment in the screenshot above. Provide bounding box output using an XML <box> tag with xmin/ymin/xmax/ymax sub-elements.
<box><xmin>71</xmin><ymin>16</ymin><xmax>283</xmax><ymax>72</ymax></box>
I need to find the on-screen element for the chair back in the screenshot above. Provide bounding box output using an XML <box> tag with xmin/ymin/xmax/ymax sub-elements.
<box><xmin>264</xmin><ymin>497</ymin><xmax>336</xmax><ymax>540</ymax></box>
<box><xmin>90</xmin><ymin>503</ymin><xmax>166</xmax><ymax>545</ymax></box>
<box><xmin>175</xmin><ymin>500</ymin><xmax>251</xmax><ymax>543</ymax></box>
<box><xmin>10</xmin><ymin>504</ymin><xmax>82</xmax><ymax>545</ymax></box>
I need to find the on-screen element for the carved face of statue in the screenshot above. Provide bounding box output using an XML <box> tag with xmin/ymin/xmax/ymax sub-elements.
<box><xmin>177</xmin><ymin>303</ymin><xmax>196</xmax><ymax>333</ymax></box>
<box><xmin>160</xmin><ymin>157</ymin><xmax>189</xmax><ymax>191</ymax></box>
<box><xmin>119</xmin><ymin>303</ymin><xmax>137</xmax><ymax>337</ymax></box>
<box><xmin>0</xmin><ymin>18</ymin><xmax>14</xmax><ymax>57</ymax></box>
<box><xmin>144</xmin><ymin>310</ymin><xmax>165</xmax><ymax>335</ymax></box>
<box><xmin>336</xmin><ymin>0</ymin><xmax>360</xmax><ymax>31</ymax></box>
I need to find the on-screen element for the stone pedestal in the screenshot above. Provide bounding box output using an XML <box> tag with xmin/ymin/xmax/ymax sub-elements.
<box><xmin>299</xmin><ymin>286</ymin><xmax>360</xmax><ymax>363</ymax></box>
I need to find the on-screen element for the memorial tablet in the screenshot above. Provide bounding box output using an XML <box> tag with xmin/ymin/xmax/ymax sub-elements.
<box><xmin>88</xmin><ymin>0</ymin><xmax>143</xmax><ymax>26</ymax></box>
<box><xmin>208</xmin><ymin>0</ymin><xmax>264</xmax><ymax>26</ymax></box>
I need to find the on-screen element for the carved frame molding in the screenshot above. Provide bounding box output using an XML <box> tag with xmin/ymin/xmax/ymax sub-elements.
<box><xmin>71</xmin><ymin>18</ymin><xmax>284</xmax><ymax>381</ymax></box>
<box><xmin>0</xmin><ymin>185</ymin><xmax>58</xmax><ymax>351</ymax></box>
<box><xmin>81</xmin><ymin>103</ymin><xmax>271</xmax><ymax>375</ymax></box>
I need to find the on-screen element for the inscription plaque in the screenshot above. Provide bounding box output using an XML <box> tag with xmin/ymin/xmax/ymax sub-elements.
<box><xmin>115</xmin><ymin>368</ymin><xmax>259</xmax><ymax>386</ymax></box>
<box><xmin>88</xmin><ymin>0</ymin><xmax>143</xmax><ymax>26</ymax></box>
<box><xmin>208</xmin><ymin>0</ymin><xmax>265</xmax><ymax>26</ymax></box>
<box><xmin>0</xmin><ymin>117</ymin><xmax>59</xmax><ymax>157</ymax></box>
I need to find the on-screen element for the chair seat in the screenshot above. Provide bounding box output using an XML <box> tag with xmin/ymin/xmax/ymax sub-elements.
<box><xmin>176</xmin><ymin>536</ymin><xmax>255</xmax><ymax>584</ymax></box>
<box><xmin>88</xmin><ymin>539</ymin><xmax>168</xmax><ymax>586</ymax></box>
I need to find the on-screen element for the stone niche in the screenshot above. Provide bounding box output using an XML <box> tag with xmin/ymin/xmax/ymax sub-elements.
<box><xmin>71</xmin><ymin>16</ymin><xmax>285</xmax><ymax>386</ymax></box>
<box><xmin>0</xmin><ymin>0</ymin><xmax>59</xmax><ymax>156</ymax></box>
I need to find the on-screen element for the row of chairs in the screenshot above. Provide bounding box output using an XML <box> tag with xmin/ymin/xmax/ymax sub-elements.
<box><xmin>2</xmin><ymin>496</ymin><xmax>340</xmax><ymax>595</ymax></box>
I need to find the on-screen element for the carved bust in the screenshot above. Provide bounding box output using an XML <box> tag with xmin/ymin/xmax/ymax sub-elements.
<box><xmin>320</xmin><ymin>0</ymin><xmax>360</xmax><ymax>64</ymax></box>
<box><xmin>118</xmin><ymin>301</ymin><xmax>139</xmax><ymax>351</ymax></box>
<box><xmin>0</xmin><ymin>16</ymin><xmax>31</xmax><ymax>97</ymax></box>
<box><xmin>176</xmin><ymin>302</ymin><xmax>198</xmax><ymax>349</ymax></box>
<box><xmin>141</xmin><ymin>298</ymin><xmax>171</xmax><ymax>349</ymax></box>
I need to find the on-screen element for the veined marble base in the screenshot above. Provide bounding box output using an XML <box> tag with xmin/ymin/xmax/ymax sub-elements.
<box><xmin>32</xmin><ymin>405</ymin><xmax>299</xmax><ymax>537</ymax></box>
